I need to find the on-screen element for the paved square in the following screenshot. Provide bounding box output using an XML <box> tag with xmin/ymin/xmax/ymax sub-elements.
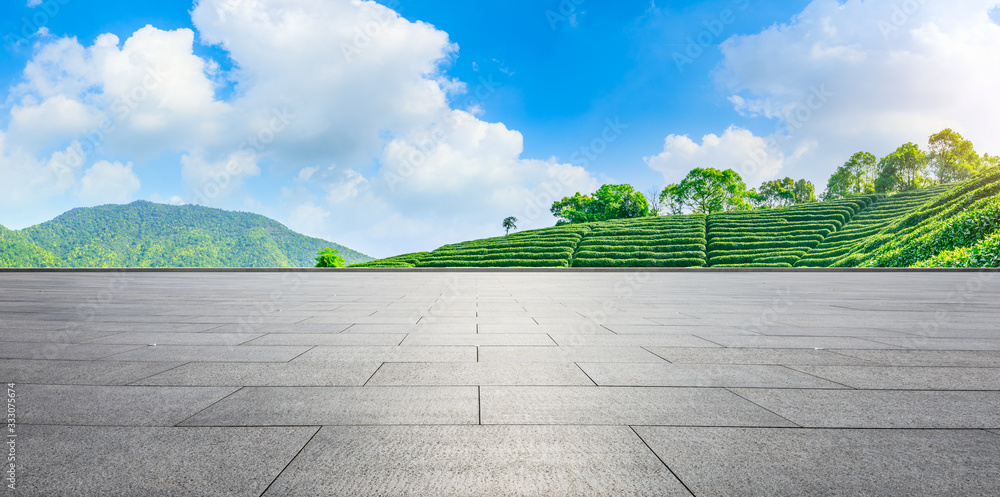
<box><xmin>3</xmin><ymin>270</ymin><xmax>1000</xmax><ymax>496</ymax></box>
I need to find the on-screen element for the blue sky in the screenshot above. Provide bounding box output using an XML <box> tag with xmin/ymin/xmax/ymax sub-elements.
<box><xmin>2</xmin><ymin>0</ymin><xmax>999</xmax><ymax>257</ymax></box>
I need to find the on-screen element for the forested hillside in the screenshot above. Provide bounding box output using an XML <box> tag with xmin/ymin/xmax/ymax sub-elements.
<box><xmin>0</xmin><ymin>202</ymin><xmax>371</xmax><ymax>268</ymax></box>
<box><xmin>355</xmin><ymin>167</ymin><xmax>1000</xmax><ymax>268</ymax></box>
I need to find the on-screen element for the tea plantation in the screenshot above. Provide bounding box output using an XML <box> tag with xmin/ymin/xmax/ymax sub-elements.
<box><xmin>354</xmin><ymin>167</ymin><xmax>1000</xmax><ymax>268</ymax></box>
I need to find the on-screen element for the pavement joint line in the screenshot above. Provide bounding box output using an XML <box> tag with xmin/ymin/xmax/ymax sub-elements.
<box><xmin>640</xmin><ymin>346</ymin><xmax>674</xmax><ymax>363</ymax></box>
<box><xmin>257</xmin><ymin>425</ymin><xmax>322</xmax><ymax>497</ymax></box>
<box><xmin>690</xmin><ymin>335</ymin><xmax>726</xmax><ymax>348</ymax></box>
<box><xmin>125</xmin><ymin>361</ymin><xmax>195</xmax><ymax>386</ymax></box>
<box><xmin>723</xmin><ymin>387</ymin><xmax>803</xmax><ymax>428</ymax></box>
<box><xmin>628</xmin><ymin>425</ymin><xmax>697</xmax><ymax>497</ymax></box>
<box><xmin>779</xmin><ymin>365</ymin><xmax>858</xmax><ymax>390</ymax></box>
<box><xmin>361</xmin><ymin>363</ymin><xmax>385</xmax><ymax>386</ymax></box>
<box><xmin>285</xmin><ymin>345</ymin><xmax>317</xmax><ymax>362</ymax></box>
<box><xmin>574</xmin><ymin>363</ymin><xmax>599</xmax><ymax>386</ymax></box>
<box><xmin>173</xmin><ymin>386</ymin><xmax>245</xmax><ymax>427</ymax></box>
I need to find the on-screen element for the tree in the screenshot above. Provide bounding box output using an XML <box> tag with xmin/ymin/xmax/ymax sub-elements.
<box><xmin>876</xmin><ymin>143</ymin><xmax>929</xmax><ymax>193</ymax></box>
<box><xmin>928</xmin><ymin>129</ymin><xmax>982</xmax><ymax>184</ymax></box>
<box><xmin>985</xmin><ymin>154</ymin><xmax>1000</xmax><ymax>169</ymax></box>
<box><xmin>757</xmin><ymin>178</ymin><xmax>796</xmax><ymax>208</ymax></box>
<box><xmin>551</xmin><ymin>184</ymin><xmax>652</xmax><ymax>224</ymax></box>
<box><xmin>660</xmin><ymin>168</ymin><xmax>752</xmax><ymax>214</ymax></box>
<box><xmin>793</xmin><ymin>179</ymin><xmax>817</xmax><ymax>204</ymax></box>
<box><xmin>502</xmin><ymin>216</ymin><xmax>517</xmax><ymax>235</ymax></box>
<box><xmin>315</xmin><ymin>248</ymin><xmax>346</xmax><ymax>268</ymax></box>
<box><xmin>645</xmin><ymin>187</ymin><xmax>664</xmax><ymax>216</ymax></box>
<box><xmin>659</xmin><ymin>184</ymin><xmax>685</xmax><ymax>215</ymax></box>
<box><xmin>823</xmin><ymin>152</ymin><xmax>876</xmax><ymax>200</ymax></box>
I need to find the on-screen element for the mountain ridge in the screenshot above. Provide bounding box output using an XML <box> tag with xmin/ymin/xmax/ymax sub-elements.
<box><xmin>0</xmin><ymin>201</ymin><xmax>371</xmax><ymax>268</ymax></box>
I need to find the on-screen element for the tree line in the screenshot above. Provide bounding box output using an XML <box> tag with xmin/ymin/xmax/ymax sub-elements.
<box><xmin>543</xmin><ymin>128</ymin><xmax>996</xmax><ymax>226</ymax></box>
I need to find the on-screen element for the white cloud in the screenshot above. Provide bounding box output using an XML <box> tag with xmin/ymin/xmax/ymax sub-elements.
<box><xmin>26</xmin><ymin>0</ymin><xmax>43</xmax><ymax>6</ymax></box>
<box><xmin>644</xmin><ymin>126</ymin><xmax>785</xmax><ymax>186</ymax></box>
<box><xmin>714</xmin><ymin>0</ymin><xmax>1000</xmax><ymax>183</ymax></box>
<box><xmin>78</xmin><ymin>160</ymin><xmax>141</xmax><ymax>205</ymax></box>
<box><xmin>2</xmin><ymin>0</ymin><xmax>601</xmax><ymax>255</ymax></box>
<box><xmin>181</xmin><ymin>150</ymin><xmax>260</xmax><ymax>202</ymax></box>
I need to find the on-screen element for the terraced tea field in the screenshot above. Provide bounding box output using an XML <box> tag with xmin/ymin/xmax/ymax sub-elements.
<box><xmin>355</xmin><ymin>167</ymin><xmax>1000</xmax><ymax>268</ymax></box>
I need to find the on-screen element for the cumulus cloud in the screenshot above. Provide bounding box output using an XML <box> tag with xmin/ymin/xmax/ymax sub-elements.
<box><xmin>2</xmin><ymin>0</ymin><xmax>599</xmax><ymax>253</ymax></box>
<box><xmin>714</xmin><ymin>0</ymin><xmax>1000</xmax><ymax>182</ymax></box>
<box><xmin>644</xmin><ymin>126</ymin><xmax>785</xmax><ymax>186</ymax></box>
<box><xmin>78</xmin><ymin>161</ymin><xmax>141</xmax><ymax>205</ymax></box>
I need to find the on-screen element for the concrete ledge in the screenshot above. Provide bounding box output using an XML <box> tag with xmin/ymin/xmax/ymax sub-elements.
<box><xmin>1</xmin><ymin>267</ymin><xmax>998</xmax><ymax>273</ymax></box>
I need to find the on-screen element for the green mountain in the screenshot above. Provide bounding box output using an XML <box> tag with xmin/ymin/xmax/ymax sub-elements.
<box><xmin>1</xmin><ymin>201</ymin><xmax>372</xmax><ymax>268</ymax></box>
<box><xmin>354</xmin><ymin>166</ymin><xmax>1000</xmax><ymax>268</ymax></box>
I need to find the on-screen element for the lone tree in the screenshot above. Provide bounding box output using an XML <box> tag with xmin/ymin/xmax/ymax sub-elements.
<box><xmin>928</xmin><ymin>129</ymin><xmax>982</xmax><ymax>184</ymax></box>
<box><xmin>315</xmin><ymin>248</ymin><xmax>346</xmax><ymax>268</ymax></box>
<box><xmin>502</xmin><ymin>216</ymin><xmax>518</xmax><ymax>235</ymax></box>
<box><xmin>659</xmin><ymin>168</ymin><xmax>752</xmax><ymax>214</ymax></box>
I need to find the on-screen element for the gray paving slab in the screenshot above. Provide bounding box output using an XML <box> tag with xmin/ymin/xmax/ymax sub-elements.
<box><xmin>17</xmin><ymin>425</ymin><xmax>317</xmax><ymax>497</ymax></box>
<box><xmin>863</xmin><ymin>337</ymin><xmax>1000</xmax><ymax>350</ymax></box>
<box><xmin>101</xmin><ymin>344</ymin><xmax>311</xmax><ymax>362</ymax></box>
<box><xmin>85</xmin><ymin>332</ymin><xmax>263</xmax><ymax>346</ymax></box>
<box><xmin>731</xmin><ymin>388</ymin><xmax>1000</xmax><ymax>428</ymax></box>
<box><xmin>791</xmin><ymin>365</ymin><xmax>1000</xmax><ymax>390</ymax></box>
<box><xmin>481</xmin><ymin>386</ymin><xmax>796</xmax><ymax>426</ymax></box>
<box><xmin>645</xmin><ymin>347</ymin><xmax>876</xmax><ymax>365</ymax></box>
<box><xmin>4</xmin><ymin>271</ymin><xmax>1000</xmax><ymax>495</ymax></box>
<box><xmin>829</xmin><ymin>349</ymin><xmax>1000</xmax><ymax>367</ymax></box>
<box><xmin>242</xmin><ymin>333</ymin><xmax>406</xmax><ymax>346</ymax></box>
<box><xmin>294</xmin><ymin>345</ymin><xmax>476</xmax><ymax>362</ymax></box>
<box><xmin>579</xmin><ymin>363</ymin><xmax>845</xmax><ymax>388</ymax></box>
<box><xmin>343</xmin><ymin>323</ymin><xmax>478</xmax><ymax>334</ymax></box>
<box><xmin>367</xmin><ymin>362</ymin><xmax>594</xmax><ymax>386</ymax></box>
<box><xmin>180</xmin><ymin>386</ymin><xmax>478</xmax><ymax>426</ymax></box>
<box><xmin>262</xmin><ymin>426</ymin><xmax>689</xmax><ymax>496</ymax></box>
<box><xmin>477</xmin><ymin>324</ymin><xmax>605</xmax><ymax>334</ymax></box>
<box><xmin>19</xmin><ymin>384</ymin><xmax>237</xmax><ymax>426</ymax></box>
<box><xmin>210</xmin><ymin>323</ymin><xmax>353</xmax><ymax>333</ymax></box>
<box><xmin>399</xmin><ymin>333</ymin><xmax>556</xmax><ymax>346</ymax></box>
<box><xmin>634</xmin><ymin>427</ymin><xmax>1000</xmax><ymax>497</ymax></box>
<box><xmin>0</xmin><ymin>342</ymin><xmax>145</xmax><ymax>360</ymax></box>
<box><xmin>135</xmin><ymin>361</ymin><xmax>382</xmax><ymax>386</ymax></box>
<box><xmin>0</xmin><ymin>359</ymin><xmax>182</xmax><ymax>385</ymax></box>
<box><xmin>479</xmin><ymin>346</ymin><xmax>668</xmax><ymax>363</ymax></box>
<box><xmin>0</xmin><ymin>328</ymin><xmax>120</xmax><ymax>343</ymax></box>
<box><xmin>701</xmin><ymin>335</ymin><xmax>904</xmax><ymax>349</ymax></box>
<box><xmin>547</xmin><ymin>333</ymin><xmax>721</xmax><ymax>347</ymax></box>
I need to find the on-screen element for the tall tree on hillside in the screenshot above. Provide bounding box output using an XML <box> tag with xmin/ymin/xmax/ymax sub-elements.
<box><xmin>645</xmin><ymin>187</ymin><xmax>664</xmax><ymax>216</ymax></box>
<box><xmin>502</xmin><ymin>216</ymin><xmax>517</xmax><ymax>235</ymax></box>
<box><xmin>660</xmin><ymin>168</ymin><xmax>752</xmax><ymax>214</ymax></box>
<box><xmin>823</xmin><ymin>152</ymin><xmax>877</xmax><ymax>200</ymax></box>
<box><xmin>875</xmin><ymin>143</ymin><xmax>930</xmax><ymax>193</ymax></box>
<box><xmin>793</xmin><ymin>179</ymin><xmax>817</xmax><ymax>204</ymax></box>
<box><xmin>551</xmin><ymin>185</ymin><xmax>652</xmax><ymax>224</ymax></box>
<box><xmin>757</xmin><ymin>178</ymin><xmax>796</xmax><ymax>208</ymax></box>
<box><xmin>928</xmin><ymin>129</ymin><xmax>982</xmax><ymax>184</ymax></box>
